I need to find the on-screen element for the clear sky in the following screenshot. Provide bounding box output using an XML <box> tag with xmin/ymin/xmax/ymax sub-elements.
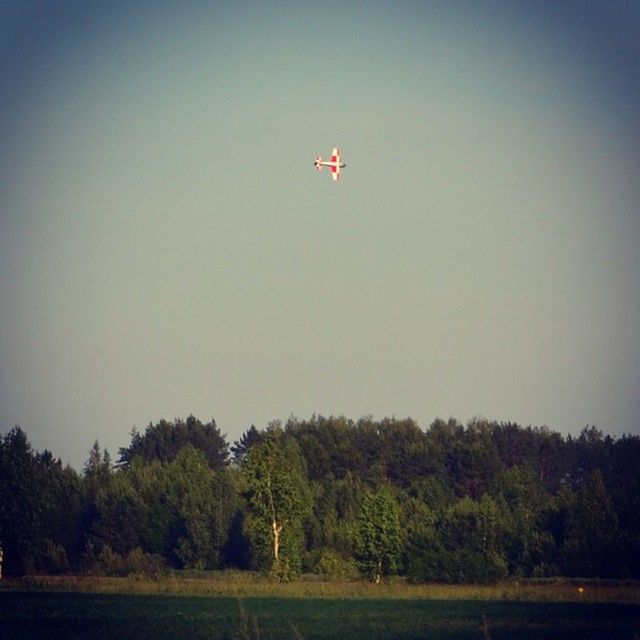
<box><xmin>1</xmin><ymin>1</ymin><xmax>639</xmax><ymax>470</ymax></box>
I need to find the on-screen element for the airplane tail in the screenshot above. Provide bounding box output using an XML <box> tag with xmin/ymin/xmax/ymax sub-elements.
<box><xmin>314</xmin><ymin>156</ymin><xmax>322</xmax><ymax>170</ymax></box>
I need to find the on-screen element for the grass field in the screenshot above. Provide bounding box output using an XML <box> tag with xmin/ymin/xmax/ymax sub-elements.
<box><xmin>1</xmin><ymin>591</ymin><xmax>640</xmax><ymax>639</ymax></box>
<box><xmin>5</xmin><ymin>574</ymin><xmax>640</xmax><ymax>603</ymax></box>
<box><xmin>2</xmin><ymin>587</ymin><xmax>640</xmax><ymax>639</ymax></box>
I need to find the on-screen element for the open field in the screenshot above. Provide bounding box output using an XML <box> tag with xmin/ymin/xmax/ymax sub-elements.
<box><xmin>1</xmin><ymin>591</ymin><xmax>640</xmax><ymax>639</ymax></box>
<box><xmin>3</xmin><ymin>574</ymin><xmax>640</xmax><ymax>603</ymax></box>
<box><xmin>2</xmin><ymin>577</ymin><xmax>640</xmax><ymax>639</ymax></box>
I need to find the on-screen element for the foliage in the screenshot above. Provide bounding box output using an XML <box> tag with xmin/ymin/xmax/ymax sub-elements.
<box><xmin>87</xmin><ymin>545</ymin><xmax>165</xmax><ymax>577</ymax></box>
<box><xmin>305</xmin><ymin>548</ymin><xmax>358</xmax><ymax>579</ymax></box>
<box><xmin>85</xmin><ymin>442</ymin><xmax>237</xmax><ymax>570</ymax></box>
<box><xmin>0</xmin><ymin>428</ymin><xmax>83</xmax><ymax>576</ymax></box>
<box><xmin>561</xmin><ymin>469</ymin><xmax>620</xmax><ymax>578</ymax></box>
<box><xmin>231</xmin><ymin>425</ymin><xmax>264</xmax><ymax>465</ymax></box>
<box><xmin>0</xmin><ymin>427</ymin><xmax>42</xmax><ymax>575</ymax></box>
<box><xmin>1</xmin><ymin>417</ymin><xmax>640</xmax><ymax>582</ymax></box>
<box><xmin>353</xmin><ymin>486</ymin><xmax>402</xmax><ymax>583</ymax></box>
<box><xmin>117</xmin><ymin>416</ymin><xmax>228</xmax><ymax>470</ymax></box>
<box><xmin>437</xmin><ymin>494</ymin><xmax>509</xmax><ymax>583</ymax></box>
<box><xmin>242</xmin><ymin>427</ymin><xmax>310</xmax><ymax>578</ymax></box>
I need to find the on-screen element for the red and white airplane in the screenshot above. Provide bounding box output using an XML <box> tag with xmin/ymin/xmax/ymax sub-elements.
<box><xmin>314</xmin><ymin>148</ymin><xmax>346</xmax><ymax>181</ymax></box>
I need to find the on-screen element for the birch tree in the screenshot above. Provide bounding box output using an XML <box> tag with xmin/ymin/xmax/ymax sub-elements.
<box><xmin>353</xmin><ymin>486</ymin><xmax>402</xmax><ymax>584</ymax></box>
<box><xmin>242</xmin><ymin>428</ymin><xmax>308</xmax><ymax>578</ymax></box>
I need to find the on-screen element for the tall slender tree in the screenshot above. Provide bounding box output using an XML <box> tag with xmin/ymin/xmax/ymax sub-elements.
<box><xmin>353</xmin><ymin>486</ymin><xmax>402</xmax><ymax>584</ymax></box>
<box><xmin>0</xmin><ymin>427</ymin><xmax>41</xmax><ymax>575</ymax></box>
<box><xmin>242</xmin><ymin>428</ymin><xmax>309</xmax><ymax>578</ymax></box>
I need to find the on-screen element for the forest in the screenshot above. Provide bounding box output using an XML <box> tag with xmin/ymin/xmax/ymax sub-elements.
<box><xmin>1</xmin><ymin>415</ymin><xmax>639</xmax><ymax>583</ymax></box>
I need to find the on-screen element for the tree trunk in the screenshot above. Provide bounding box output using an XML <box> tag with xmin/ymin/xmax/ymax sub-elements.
<box><xmin>374</xmin><ymin>561</ymin><xmax>382</xmax><ymax>584</ymax></box>
<box><xmin>272</xmin><ymin>520</ymin><xmax>283</xmax><ymax>561</ymax></box>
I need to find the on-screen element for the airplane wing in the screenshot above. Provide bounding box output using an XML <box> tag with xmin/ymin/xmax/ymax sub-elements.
<box><xmin>331</xmin><ymin>148</ymin><xmax>340</xmax><ymax>180</ymax></box>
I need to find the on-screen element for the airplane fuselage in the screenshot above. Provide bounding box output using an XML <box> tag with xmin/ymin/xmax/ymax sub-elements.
<box><xmin>314</xmin><ymin>148</ymin><xmax>346</xmax><ymax>180</ymax></box>
<box><xmin>315</xmin><ymin>161</ymin><xmax>346</xmax><ymax>168</ymax></box>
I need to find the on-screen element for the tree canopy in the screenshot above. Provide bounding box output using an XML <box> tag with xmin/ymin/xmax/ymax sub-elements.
<box><xmin>1</xmin><ymin>416</ymin><xmax>639</xmax><ymax>581</ymax></box>
<box><xmin>117</xmin><ymin>416</ymin><xmax>228</xmax><ymax>471</ymax></box>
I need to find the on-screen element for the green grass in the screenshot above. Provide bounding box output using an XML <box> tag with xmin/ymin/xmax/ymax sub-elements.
<box><xmin>4</xmin><ymin>573</ymin><xmax>640</xmax><ymax>603</ymax></box>
<box><xmin>1</xmin><ymin>592</ymin><xmax>640</xmax><ymax>639</ymax></box>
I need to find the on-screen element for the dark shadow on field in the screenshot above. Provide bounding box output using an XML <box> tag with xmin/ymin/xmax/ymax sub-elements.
<box><xmin>1</xmin><ymin>592</ymin><xmax>640</xmax><ymax>639</ymax></box>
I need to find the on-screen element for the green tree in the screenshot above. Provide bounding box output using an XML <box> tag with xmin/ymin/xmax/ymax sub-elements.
<box><xmin>561</xmin><ymin>469</ymin><xmax>620</xmax><ymax>577</ymax></box>
<box><xmin>85</xmin><ymin>440</ymin><xmax>111</xmax><ymax>480</ymax></box>
<box><xmin>95</xmin><ymin>446</ymin><xmax>237</xmax><ymax>570</ymax></box>
<box><xmin>117</xmin><ymin>416</ymin><xmax>228</xmax><ymax>470</ymax></box>
<box><xmin>91</xmin><ymin>471</ymin><xmax>146</xmax><ymax>554</ymax></box>
<box><xmin>83</xmin><ymin>440</ymin><xmax>112</xmax><ymax>514</ymax></box>
<box><xmin>0</xmin><ymin>427</ymin><xmax>42</xmax><ymax>575</ymax></box>
<box><xmin>242</xmin><ymin>428</ymin><xmax>309</xmax><ymax>578</ymax></box>
<box><xmin>445</xmin><ymin>419</ymin><xmax>503</xmax><ymax>499</ymax></box>
<box><xmin>438</xmin><ymin>495</ymin><xmax>508</xmax><ymax>583</ymax></box>
<box><xmin>305</xmin><ymin>473</ymin><xmax>365</xmax><ymax>561</ymax></box>
<box><xmin>399</xmin><ymin>494</ymin><xmax>440</xmax><ymax>581</ymax></box>
<box><xmin>353</xmin><ymin>486</ymin><xmax>402</xmax><ymax>583</ymax></box>
<box><xmin>231</xmin><ymin>425</ymin><xmax>263</xmax><ymax>465</ymax></box>
<box><xmin>35</xmin><ymin>452</ymin><xmax>83</xmax><ymax>572</ymax></box>
<box><xmin>81</xmin><ymin>441</ymin><xmax>112</xmax><ymax>558</ymax></box>
<box><xmin>494</xmin><ymin>466</ymin><xmax>555</xmax><ymax>577</ymax></box>
<box><xmin>165</xmin><ymin>446</ymin><xmax>236</xmax><ymax>569</ymax></box>
<box><xmin>376</xmin><ymin>417</ymin><xmax>429</xmax><ymax>487</ymax></box>
<box><xmin>1</xmin><ymin>430</ymin><xmax>99</xmax><ymax>575</ymax></box>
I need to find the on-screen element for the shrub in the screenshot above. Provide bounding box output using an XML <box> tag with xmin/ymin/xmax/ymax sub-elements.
<box><xmin>90</xmin><ymin>545</ymin><xmax>165</xmax><ymax>577</ymax></box>
<box><xmin>36</xmin><ymin>540</ymin><xmax>69</xmax><ymax>574</ymax></box>
<box><xmin>123</xmin><ymin>547</ymin><xmax>165</xmax><ymax>578</ymax></box>
<box><xmin>98</xmin><ymin>545</ymin><xmax>125</xmax><ymax>576</ymax></box>
<box><xmin>311</xmin><ymin>548</ymin><xmax>358</xmax><ymax>580</ymax></box>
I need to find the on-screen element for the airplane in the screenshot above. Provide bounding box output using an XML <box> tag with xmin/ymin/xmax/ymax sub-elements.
<box><xmin>314</xmin><ymin>148</ymin><xmax>346</xmax><ymax>181</ymax></box>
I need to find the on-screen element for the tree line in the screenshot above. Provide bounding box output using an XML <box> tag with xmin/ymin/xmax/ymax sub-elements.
<box><xmin>1</xmin><ymin>415</ymin><xmax>639</xmax><ymax>582</ymax></box>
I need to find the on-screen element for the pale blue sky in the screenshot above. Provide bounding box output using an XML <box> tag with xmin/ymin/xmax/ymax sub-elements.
<box><xmin>1</xmin><ymin>1</ymin><xmax>639</xmax><ymax>469</ymax></box>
